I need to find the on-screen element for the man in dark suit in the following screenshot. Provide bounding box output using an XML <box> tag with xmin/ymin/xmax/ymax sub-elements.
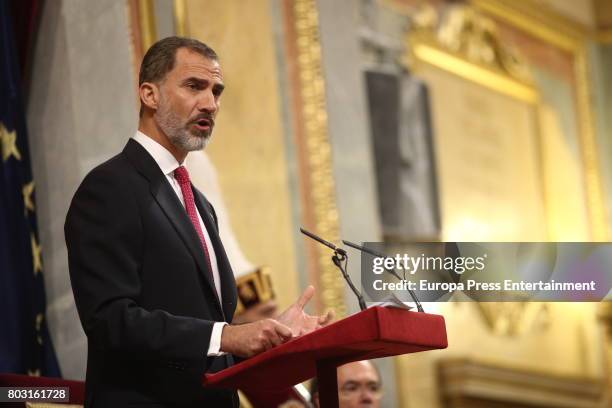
<box><xmin>65</xmin><ymin>36</ymin><xmax>331</xmax><ymax>407</ymax></box>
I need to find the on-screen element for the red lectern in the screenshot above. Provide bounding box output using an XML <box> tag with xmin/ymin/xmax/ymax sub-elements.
<box><xmin>203</xmin><ymin>306</ymin><xmax>447</xmax><ymax>407</ymax></box>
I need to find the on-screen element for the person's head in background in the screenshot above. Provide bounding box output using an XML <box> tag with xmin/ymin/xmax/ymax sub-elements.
<box><xmin>311</xmin><ymin>360</ymin><xmax>382</xmax><ymax>408</ymax></box>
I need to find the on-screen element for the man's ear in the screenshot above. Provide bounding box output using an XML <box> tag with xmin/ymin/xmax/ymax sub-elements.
<box><xmin>139</xmin><ymin>82</ymin><xmax>160</xmax><ymax>111</ymax></box>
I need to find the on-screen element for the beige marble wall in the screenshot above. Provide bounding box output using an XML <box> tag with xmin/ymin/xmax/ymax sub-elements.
<box><xmin>27</xmin><ymin>0</ymin><xmax>138</xmax><ymax>380</ymax></box>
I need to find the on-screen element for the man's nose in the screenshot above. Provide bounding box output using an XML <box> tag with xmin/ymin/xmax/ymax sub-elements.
<box><xmin>359</xmin><ymin>390</ymin><xmax>374</xmax><ymax>403</ymax></box>
<box><xmin>197</xmin><ymin>91</ymin><xmax>218</xmax><ymax>113</ymax></box>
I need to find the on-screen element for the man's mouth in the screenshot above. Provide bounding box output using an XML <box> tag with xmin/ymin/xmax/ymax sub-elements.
<box><xmin>192</xmin><ymin>118</ymin><xmax>213</xmax><ymax>132</ymax></box>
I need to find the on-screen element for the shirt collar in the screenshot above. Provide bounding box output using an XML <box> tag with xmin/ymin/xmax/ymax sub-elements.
<box><xmin>132</xmin><ymin>130</ymin><xmax>182</xmax><ymax>176</ymax></box>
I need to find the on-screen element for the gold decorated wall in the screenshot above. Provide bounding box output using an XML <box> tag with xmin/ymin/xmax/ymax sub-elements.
<box><xmin>388</xmin><ymin>1</ymin><xmax>610</xmax><ymax>406</ymax></box>
<box><xmin>182</xmin><ymin>0</ymin><xmax>300</xmax><ymax>308</ymax></box>
<box><xmin>179</xmin><ymin>0</ymin><xmax>610</xmax><ymax>406</ymax></box>
<box><xmin>131</xmin><ymin>0</ymin><xmax>611</xmax><ymax>406</ymax></box>
<box><xmin>404</xmin><ymin>0</ymin><xmax>605</xmax><ymax>242</ymax></box>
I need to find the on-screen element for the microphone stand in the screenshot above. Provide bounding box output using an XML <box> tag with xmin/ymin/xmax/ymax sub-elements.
<box><xmin>342</xmin><ymin>240</ymin><xmax>425</xmax><ymax>313</ymax></box>
<box><xmin>331</xmin><ymin>249</ymin><xmax>367</xmax><ymax>311</ymax></box>
<box><xmin>300</xmin><ymin>228</ymin><xmax>367</xmax><ymax>311</ymax></box>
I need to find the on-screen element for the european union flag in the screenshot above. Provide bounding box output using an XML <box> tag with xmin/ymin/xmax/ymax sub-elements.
<box><xmin>0</xmin><ymin>1</ymin><xmax>61</xmax><ymax>377</ymax></box>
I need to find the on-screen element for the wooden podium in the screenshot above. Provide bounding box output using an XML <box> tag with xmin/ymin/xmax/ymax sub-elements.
<box><xmin>203</xmin><ymin>306</ymin><xmax>448</xmax><ymax>407</ymax></box>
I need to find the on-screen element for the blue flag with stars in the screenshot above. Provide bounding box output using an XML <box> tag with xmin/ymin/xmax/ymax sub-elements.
<box><xmin>0</xmin><ymin>1</ymin><xmax>61</xmax><ymax>377</ymax></box>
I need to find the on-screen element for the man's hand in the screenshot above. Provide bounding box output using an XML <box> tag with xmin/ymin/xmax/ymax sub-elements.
<box><xmin>277</xmin><ymin>285</ymin><xmax>334</xmax><ymax>337</ymax></box>
<box><xmin>220</xmin><ymin>318</ymin><xmax>292</xmax><ymax>358</ymax></box>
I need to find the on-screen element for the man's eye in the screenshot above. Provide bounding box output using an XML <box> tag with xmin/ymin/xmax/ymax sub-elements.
<box><xmin>185</xmin><ymin>82</ymin><xmax>201</xmax><ymax>90</ymax></box>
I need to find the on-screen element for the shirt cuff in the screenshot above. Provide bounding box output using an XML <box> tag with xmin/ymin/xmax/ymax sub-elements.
<box><xmin>207</xmin><ymin>322</ymin><xmax>228</xmax><ymax>356</ymax></box>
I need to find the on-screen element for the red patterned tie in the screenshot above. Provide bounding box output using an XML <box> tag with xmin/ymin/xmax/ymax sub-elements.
<box><xmin>174</xmin><ymin>166</ymin><xmax>214</xmax><ymax>281</ymax></box>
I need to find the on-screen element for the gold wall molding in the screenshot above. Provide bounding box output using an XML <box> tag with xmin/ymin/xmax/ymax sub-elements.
<box><xmin>471</xmin><ymin>0</ymin><xmax>588</xmax><ymax>47</ymax></box>
<box><xmin>438</xmin><ymin>358</ymin><xmax>605</xmax><ymax>408</ymax></box>
<box><xmin>173</xmin><ymin>0</ymin><xmax>187</xmax><ymax>37</ymax></box>
<box><xmin>409</xmin><ymin>42</ymin><xmax>538</xmax><ymax>104</ymax></box>
<box><xmin>407</xmin><ymin>4</ymin><xmax>538</xmax><ymax>104</ymax></box>
<box><xmin>126</xmin><ymin>0</ymin><xmax>149</xmax><ymax>107</ymax></box>
<box><xmin>406</xmin><ymin>4</ymin><xmax>539</xmax><ymax>103</ymax></box>
<box><xmin>285</xmin><ymin>0</ymin><xmax>347</xmax><ymax>316</ymax></box>
<box><xmin>385</xmin><ymin>0</ymin><xmax>612</xmax><ymax>44</ymax></box>
<box><xmin>137</xmin><ymin>0</ymin><xmax>157</xmax><ymax>52</ymax></box>
<box><xmin>127</xmin><ymin>0</ymin><xmax>158</xmax><ymax>97</ymax></box>
<box><xmin>472</xmin><ymin>0</ymin><xmax>612</xmax><ymax>45</ymax></box>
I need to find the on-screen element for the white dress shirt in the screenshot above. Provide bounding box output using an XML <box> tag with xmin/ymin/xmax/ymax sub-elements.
<box><xmin>133</xmin><ymin>131</ymin><xmax>226</xmax><ymax>356</ymax></box>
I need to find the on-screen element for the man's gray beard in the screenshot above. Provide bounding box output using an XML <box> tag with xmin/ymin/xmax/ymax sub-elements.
<box><xmin>155</xmin><ymin>103</ymin><xmax>211</xmax><ymax>152</ymax></box>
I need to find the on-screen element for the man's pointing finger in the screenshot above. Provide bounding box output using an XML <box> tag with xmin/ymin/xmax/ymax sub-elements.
<box><xmin>296</xmin><ymin>285</ymin><xmax>315</xmax><ymax>309</ymax></box>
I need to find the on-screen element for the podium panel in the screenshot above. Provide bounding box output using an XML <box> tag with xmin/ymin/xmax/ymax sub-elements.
<box><xmin>203</xmin><ymin>307</ymin><xmax>447</xmax><ymax>392</ymax></box>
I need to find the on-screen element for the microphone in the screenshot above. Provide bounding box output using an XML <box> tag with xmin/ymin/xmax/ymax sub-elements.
<box><xmin>342</xmin><ymin>240</ymin><xmax>425</xmax><ymax>313</ymax></box>
<box><xmin>300</xmin><ymin>228</ymin><xmax>366</xmax><ymax>311</ymax></box>
<box><xmin>299</xmin><ymin>228</ymin><xmax>346</xmax><ymax>256</ymax></box>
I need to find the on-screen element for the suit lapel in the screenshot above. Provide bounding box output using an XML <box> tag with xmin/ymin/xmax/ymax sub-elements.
<box><xmin>123</xmin><ymin>140</ymin><xmax>223</xmax><ymax>316</ymax></box>
<box><xmin>193</xmin><ymin>191</ymin><xmax>237</xmax><ymax>321</ymax></box>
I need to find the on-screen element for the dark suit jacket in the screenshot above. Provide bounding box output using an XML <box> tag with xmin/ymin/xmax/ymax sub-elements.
<box><xmin>65</xmin><ymin>139</ymin><xmax>238</xmax><ymax>407</ymax></box>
